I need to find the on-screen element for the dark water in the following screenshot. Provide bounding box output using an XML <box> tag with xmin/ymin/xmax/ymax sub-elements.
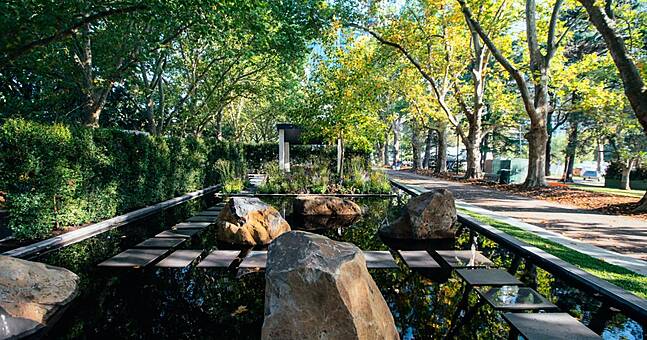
<box><xmin>38</xmin><ymin>196</ymin><xmax>644</xmax><ymax>339</ymax></box>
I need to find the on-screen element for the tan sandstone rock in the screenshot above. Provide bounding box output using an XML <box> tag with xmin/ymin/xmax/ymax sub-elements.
<box><xmin>292</xmin><ymin>195</ymin><xmax>362</xmax><ymax>216</ymax></box>
<box><xmin>0</xmin><ymin>255</ymin><xmax>79</xmax><ymax>338</ymax></box>
<box><xmin>262</xmin><ymin>231</ymin><xmax>399</xmax><ymax>340</ymax></box>
<box><xmin>216</xmin><ymin>197</ymin><xmax>290</xmax><ymax>246</ymax></box>
<box><xmin>380</xmin><ymin>189</ymin><xmax>457</xmax><ymax>239</ymax></box>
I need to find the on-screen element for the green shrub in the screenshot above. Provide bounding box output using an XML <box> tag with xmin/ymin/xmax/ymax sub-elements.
<box><xmin>256</xmin><ymin>156</ymin><xmax>390</xmax><ymax>194</ymax></box>
<box><xmin>223</xmin><ymin>179</ymin><xmax>245</xmax><ymax>193</ymax></box>
<box><xmin>0</xmin><ymin>119</ymin><xmax>246</xmax><ymax>240</ymax></box>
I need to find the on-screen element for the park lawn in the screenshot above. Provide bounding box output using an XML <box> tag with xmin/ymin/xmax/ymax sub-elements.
<box><xmin>460</xmin><ymin>209</ymin><xmax>647</xmax><ymax>299</ymax></box>
<box><xmin>568</xmin><ymin>183</ymin><xmax>646</xmax><ymax>198</ymax></box>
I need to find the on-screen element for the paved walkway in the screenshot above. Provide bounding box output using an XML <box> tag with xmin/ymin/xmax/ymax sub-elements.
<box><xmin>387</xmin><ymin>171</ymin><xmax>647</xmax><ymax>265</ymax></box>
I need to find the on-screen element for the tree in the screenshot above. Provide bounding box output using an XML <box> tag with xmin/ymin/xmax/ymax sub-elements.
<box><xmin>575</xmin><ymin>0</ymin><xmax>647</xmax><ymax>210</ymax></box>
<box><xmin>1</xmin><ymin>0</ymin><xmax>330</xmax><ymax>130</ymax></box>
<box><xmin>294</xmin><ymin>36</ymin><xmax>389</xmax><ymax>172</ymax></box>
<box><xmin>457</xmin><ymin>0</ymin><xmax>573</xmax><ymax>187</ymax></box>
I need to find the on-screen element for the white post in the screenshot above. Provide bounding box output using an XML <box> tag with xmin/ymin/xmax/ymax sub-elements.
<box><xmin>279</xmin><ymin>129</ymin><xmax>285</xmax><ymax>170</ymax></box>
<box><xmin>284</xmin><ymin>141</ymin><xmax>290</xmax><ymax>172</ymax></box>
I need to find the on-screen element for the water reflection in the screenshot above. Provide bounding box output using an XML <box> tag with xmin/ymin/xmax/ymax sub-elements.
<box><xmin>36</xmin><ymin>197</ymin><xmax>643</xmax><ymax>339</ymax></box>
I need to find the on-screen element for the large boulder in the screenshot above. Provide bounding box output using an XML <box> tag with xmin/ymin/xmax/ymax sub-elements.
<box><xmin>292</xmin><ymin>195</ymin><xmax>362</xmax><ymax>216</ymax></box>
<box><xmin>0</xmin><ymin>256</ymin><xmax>79</xmax><ymax>339</ymax></box>
<box><xmin>380</xmin><ymin>189</ymin><xmax>457</xmax><ymax>240</ymax></box>
<box><xmin>262</xmin><ymin>231</ymin><xmax>399</xmax><ymax>340</ymax></box>
<box><xmin>216</xmin><ymin>197</ymin><xmax>290</xmax><ymax>246</ymax></box>
<box><xmin>300</xmin><ymin>214</ymin><xmax>360</xmax><ymax>231</ymax></box>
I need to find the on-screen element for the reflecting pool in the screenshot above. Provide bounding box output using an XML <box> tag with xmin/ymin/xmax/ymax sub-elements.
<box><xmin>37</xmin><ymin>196</ymin><xmax>644</xmax><ymax>339</ymax></box>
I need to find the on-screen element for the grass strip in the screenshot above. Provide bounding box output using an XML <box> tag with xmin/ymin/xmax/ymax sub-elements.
<box><xmin>460</xmin><ymin>209</ymin><xmax>647</xmax><ymax>299</ymax></box>
<box><xmin>568</xmin><ymin>183</ymin><xmax>645</xmax><ymax>198</ymax></box>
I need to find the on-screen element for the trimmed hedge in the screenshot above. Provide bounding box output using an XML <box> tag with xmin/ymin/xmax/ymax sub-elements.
<box><xmin>0</xmin><ymin>119</ymin><xmax>371</xmax><ymax>240</ymax></box>
<box><xmin>0</xmin><ymin>119</ymin><xmax>242</xmax><ymax>240</ymax></box>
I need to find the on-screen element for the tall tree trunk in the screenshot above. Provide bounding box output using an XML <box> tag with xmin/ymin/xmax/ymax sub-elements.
<box><xmin>215</xmin><ymin>110</ymin><xmax>224</xmax><ymax>141</ymax></box>
<box><xmin>637</xmin><ymin>193</ymin><xmax>647</xmax><ymax>211</ymax></box>
<box><xmin>423</xmin><ymin>128</ymin><xmax>434</xmax><ymax>169</ymax></box>
<box><xmin>457</xmin><ymin>0</ymin><xmax>562</xmax><ymax>188</ymax></box>
<box><xmin>393</xmin><ymin>118</ymin><xmax>402</xmax><ymax>164</ymax></box>
<box><xmin>411</xmin><ymin>120</ymin><xmax>422</xmax><ymax>170</ymax></box>
<box><xmin>383</xmin><ymin>129</ymin><xmax>390</xmax><ymax>165</ymax></box>
<box><xmin>146</xmin><ymin>97</ymin><xmax>157</xmax><ymax>134</ymax></box>
<box><xmin>524</xmin><ymin>64</ymin><xmax>550</xmax><ymax>187</ymax></box>
<box><xmin>546</xmin><ymin>111</ymin><xmax>553</xmax><ymax>176</ymax></box>
<box><xmin>596</xmin><ymin>140</ymin><xmax>604</xmax><ymax>173</ymax></box>
<box><xmin>436</xmin><ymin>126</ymin><xmax>448</xmax><ymax>173</ymax></box>
<box><xmin>563</xmin><ymin>121</ymin><xmax>578</xmax><ymax>182</ymax></box>
<box><xmin>464</xmin><ymin>122</ymin><xmax>482</xmax><ymax>178</ymax></box>
<box><xmin>562</xmin><ymin>153</ymin><xmax>570</xmax><ymax>182</ymax></box>
<box><xmin>620</xmin><ymin>158</ymin><xmax>635</xmax><ymax>190</ymax></box>
<box><xmin>525</xmin><ymin>123</ymin><xmax>549</xmax><ymax>186</ymax></box>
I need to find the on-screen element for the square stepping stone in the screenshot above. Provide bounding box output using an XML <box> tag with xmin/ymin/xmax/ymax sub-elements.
<box><xmin>435</xmin><ymin>250</ymin><xmax>494</xmax><ymax>268</ymax></box>
<box><xmin>503</xmin><ymin>313</ymin><xmax>601</xmax><ymax>339</ymax></box>
<box><xmin>156</xmin><ymin>229</ymin><xmax>201</xmax><ymax>239</ymax></box>
<box><xmin>187</xmin><ymin>215</ymin><xmax>218</xmax><ymax>223</ymax></box>
<box><xmin>196</xmin><ymin>211</ymin><xmax>220</xmax><ymax>216</ymax></box>
<box><xmin>98</xmin><ymin>249</ymin><xmax>169</xmax><ymax>268</ymax></box>
<box><xmin>134</xmin><ymin>237</ymin><xmax>185</xmax><ymax>249</ymax></box>
<box><xmin>207</xmin><ymin>205</ymin><xmax>225</xmax><ymax>211</ymax></box>
<box><xmin>239</xmin><ymin>251</ymin><xmax>268</xmax><ymax>268</ymax></box>
<box><xmin>456</xmin><ymin>268</ymin><xmax>522</xmax><ymax>287</ymax></box>
<box><xmin>475</xmin><ymin>286</ymin><xmax>558</xmax><ymax>311</ymax></box>
<box><xmin>398</xmin><ymin>250</ymin><xmax>441</xmax><ymax>268</ymax></box>
<box><xmin>173</xmin><ymin>222</ymin><xmax>211</xmax><ymax>230</ymax></box>
<box><xmin>156</xmin><ymin>250</ymin><xmax>203</xmax><ymax>268</ymax></box>
<box><xmin>363</xmin><ymin>251</ymin><xmax>398</xmax><ymax>269</ymax></box>
<box><xmin>197</xmin><ymin>250</ymin><xmax>241</xmax><ymax>268</ymax></box>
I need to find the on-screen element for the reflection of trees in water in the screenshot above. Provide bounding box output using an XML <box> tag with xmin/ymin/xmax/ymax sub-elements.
<box><xmin>38</xmin><ymin>196</ymin><xmax>642</xmax><ymax>338</ymax></box>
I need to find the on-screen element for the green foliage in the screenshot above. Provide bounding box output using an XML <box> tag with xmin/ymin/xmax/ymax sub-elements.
<box><xmin>0</xmin><ymin>119</ymin><xmax>237</xmax><ymax>240</ymax></box>
<box><xmin>257</xmin><ymin>156</ymin><xmax>390</xmax><ymax>194</ymax></box>
<box><xmin>605</xmin><ymin>161</ymin><xmax>647</xmax><ymax>180</ymax></box>
<box><xmin>213</xmin><ymin>159</ymin><xmax>246</xmax><ymax>194</ymax></box>
<box><xmin>242</xmin><ymin>143</ymin><xmax>370</xmax><ymax>171</ymax></box>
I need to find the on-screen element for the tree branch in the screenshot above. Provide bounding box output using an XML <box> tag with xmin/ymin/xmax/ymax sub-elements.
<box><xmin>455</xmin><ymin>0</ymin><xmax>536</xmax><ymax>119</ymax></box>
<box><xmin>347</xmin><ymin>23</ymin><xmax>456</xmax><ymax>124</ymax></box>
<box><xmin>1</xmin><ymin>4</ymin><xmax>148</xmax><ymax>67</ymax></box>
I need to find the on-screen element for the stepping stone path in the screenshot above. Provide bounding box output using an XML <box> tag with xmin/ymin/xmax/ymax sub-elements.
<box><xmin>435</xmin><ymin>250</ymin><xmax>494</xmax><ymax>268</ymax></box>
<box><xmin>99</xmin><ymin>203</ymin><xmax>224</xmax><ymax>268</ymax></box>
<box><xmin>456</xmin><ymin>268</ymin><xmax>523</xmax><ymax>286</ymax></box>
<box><xmin>196</xmin><ymin>211</ymin><xmax>220</xmax><ymax>216</ymax></box>
<box><xmin>98</xmin><ymin>249</ymin><xmax>170</xmax><ymax>268</ymax></box>
<box><xmin>363</xmin><ymin>251</ymin><xmax>398</xmax><ymax>269</ymax></box>
<box><xmin>156</xmin><ymin>250</ymin><xmax>203</xmax><ymax>268</ymax></box>
<box><xmin>503</xmin><ymin>313</ymin><xmax>601</xmax><ymax>339</ymax></box>
<box><xmin>134</xmin><ymin>237</ymin><xmax>186</xmax><ymax>249</ymax></box>
<box><xmin>197</xmin><ymin>250</ymin><xmax>241</xmax><ymax>268</ymax></box>
<box><xmin>475</xmin><ymin>286</ymin><xmax>558</xmax><ymax>311</ymax></box>
<box><xmin>239</xmin><ymin>251</ymin><xmax>268</xmax><ymax>268</ymax></box>
<box><xmin>187</xmin><ymin>215</ymin><xmax>218</xmax><ymax>223</ymax></box>
<box><xmin>173</xmin><ymin>222</ymin><xmax>211</xmax><ymax>230</ymax></box>
<box><xmin>398</xmin><ymin>250</ymin><xmax>441</xmax><ymax>268</ymax></box>
<box><xmin>156</xmin><ymin>229</ymin><xmax>201</xmax><ymax>238</ymax></box>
